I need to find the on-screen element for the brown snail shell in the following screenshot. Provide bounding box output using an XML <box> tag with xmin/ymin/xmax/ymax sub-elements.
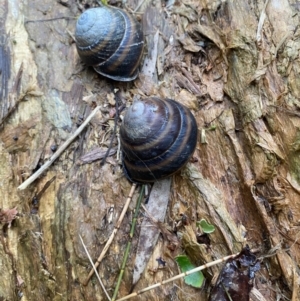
<box><xmin>75</xmin><ymin>6</ymin><xmax>144</xmax><ymax>81</ymax></box>
<box><xmin>120</xmin><ymin>97</ymin><xmax>198</xmax><ymax>183</ymax></box>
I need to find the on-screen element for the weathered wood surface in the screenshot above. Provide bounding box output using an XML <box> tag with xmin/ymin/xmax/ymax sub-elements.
<box><xmin>0</xmin><ymin>0</ymin><xmax>300</xmax><ymax>300</ymax></box>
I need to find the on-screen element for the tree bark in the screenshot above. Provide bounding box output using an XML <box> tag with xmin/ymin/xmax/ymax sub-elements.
<box><xmin>0</xmin><ymin>0</ymin><xmax>299</xmax><ymax>300</ymax></box>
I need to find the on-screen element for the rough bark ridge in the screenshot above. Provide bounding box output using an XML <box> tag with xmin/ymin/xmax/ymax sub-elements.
<box><xmin>0</xmin><ymin>0</ymin><xmax>299</xmax><ymax>300</ymax></box>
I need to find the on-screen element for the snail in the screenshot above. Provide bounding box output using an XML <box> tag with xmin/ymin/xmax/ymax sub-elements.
<box><xmin>120</xmin><ymin>97</ymin><xmax>198</xmax><ymax>183</ymax></box>
<box><xmin>74</xmin><ymin>6</ymin><xmax>144</xmax><ymax>81</ymax></box>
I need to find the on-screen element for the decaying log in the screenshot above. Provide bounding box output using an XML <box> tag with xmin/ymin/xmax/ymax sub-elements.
<box><xmin>0</xmin><ymin>0</ymin><xmax>300</xmax><ymax>300</ymax></box>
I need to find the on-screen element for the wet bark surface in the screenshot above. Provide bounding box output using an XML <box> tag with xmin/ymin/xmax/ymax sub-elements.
<box><xmin>0</xmin><ymin>0</ymin><xmax>300</xmax><ymax>300</ymax></box>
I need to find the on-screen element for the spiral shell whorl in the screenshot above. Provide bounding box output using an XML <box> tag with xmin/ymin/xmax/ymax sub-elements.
<box><xmin>75</xmin><ymin>6</ymin><xmax>144</xmax><ymax>81</ymax></box>
<box><xmin>120</xmin><ymin>98</ymin><xmax>198</xmax><ymax>183</ymax></box>
<box><xmin>75</xmin><ymin>7</ymin><xmax>125</xmax><ymax>65</ymax></box>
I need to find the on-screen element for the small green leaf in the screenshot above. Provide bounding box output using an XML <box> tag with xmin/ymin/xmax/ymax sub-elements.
<box><xmin>196</xmin><ymin>219</ymin><xmax>215</xmax><ymax>233</ymax></box>
<box><xmin>175</xmin><ymin>255</ymin><xmax>204</xmax><ymax>288</ymax></box>
<box><xmin>99</xmin><ymin>0</ymin><xmax>108</xmax><ymax>5</ymax></box>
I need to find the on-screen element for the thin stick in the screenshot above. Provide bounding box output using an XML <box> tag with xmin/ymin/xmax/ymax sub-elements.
<box><xmin>133</xmin><ymin>0</ymin><xmax>147</xmax><ymax>13</ymax></box>
<box><xmin>79</xmin><ymin>235</ymin><xmax>111</xmax><ymax>301</ymax></box>
<box><xmin>84</xmin><ymin>183</ymin><xmax>137</xmax><ymax>286</ymax></box>
<box><xmin>17</xmin><ymin>106</ymin><xmax>101</xmax><ymax>190</ymax></box>
<box><xmin>115</xmin><ymin>252</ymin><xmax>240</xmax><ymax>301</ymax></box>
<box><xmin>111</xmin><ymin>185</ymin><xmax>145</xmax><ymax>301</ymax></box>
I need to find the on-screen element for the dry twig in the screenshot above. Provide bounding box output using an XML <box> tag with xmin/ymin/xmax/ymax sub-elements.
<box><xmin>17</xmin><ymin>106</ymin><xmax>101</xmax><ymax>190</ymax></box>
<box><xmin>115</xmin><ymin>252</ymin><xmax>241</xmax><ymax>301</ymax></box>
<box><xmin>84</xmin><ymin>183</ymin><xmax>137</xmax><ymax>285</ymax></box>
<box><xmin>111</xmin><ymin>185</ymin><xmax>145</xmax><ymax>300</ymax></box>
<box><xmin>79</xmin><ymin>235</ymin><xmax>111</xmax><ymax>301</ymax></box>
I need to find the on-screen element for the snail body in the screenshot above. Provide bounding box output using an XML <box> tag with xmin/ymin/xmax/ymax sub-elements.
<box><xmin>75</xmin><ymin>6</ymin><xmax>144</xmax><ymax>81</ymax></box>
<box><xmin>120</xmin><ymin>97</ymin><xmax>198</xmax><ymax>183</ymax></box>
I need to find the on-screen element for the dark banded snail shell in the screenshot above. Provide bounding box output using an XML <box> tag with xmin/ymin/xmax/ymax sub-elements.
<box><xmin>120</xmin><ymin>97</ymin><xmax>198</xmax><ymax>183</ymax></box>
<box><xmin>75</xmin><ymin>6</ymin><xmax>144</xmax><ymax>81</ymax></box>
